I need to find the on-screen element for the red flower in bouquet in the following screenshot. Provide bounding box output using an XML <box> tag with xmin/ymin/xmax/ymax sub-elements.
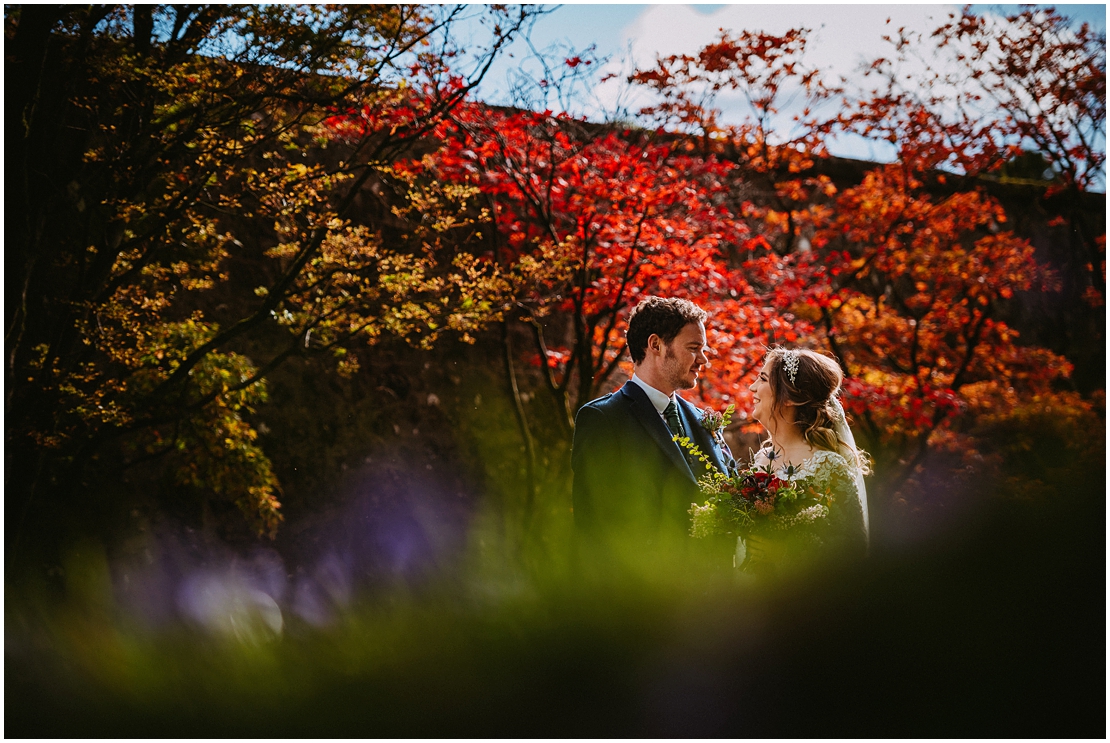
<box><xmin>683</xmin><ymin>441</ymin><xmax>833</xmax><ymax>538</ymax></box>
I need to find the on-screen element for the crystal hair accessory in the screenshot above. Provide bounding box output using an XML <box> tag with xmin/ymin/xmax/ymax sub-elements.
<box><xmin>782</xmin><ymin>349</ymin><xmax>800</xmax><ymax>385</ymax></box>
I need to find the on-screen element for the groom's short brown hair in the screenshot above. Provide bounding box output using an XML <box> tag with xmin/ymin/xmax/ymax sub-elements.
<box><xmin>626</xmin><ymin>296</ymin><xmax>708</xmax><ymax>364</ymax></box>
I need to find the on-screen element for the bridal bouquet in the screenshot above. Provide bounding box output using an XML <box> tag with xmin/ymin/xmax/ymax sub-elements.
<box><xmin>679</xmin><ymin>439</ymin><xmax>832</xmax><ymax>539</ymax></box>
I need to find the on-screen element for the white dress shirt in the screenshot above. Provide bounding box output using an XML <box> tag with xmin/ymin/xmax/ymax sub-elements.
<box><xmin>630</xmin><ymin>373</ymin><xmax>676</xmax><ymax>419</ymax></box>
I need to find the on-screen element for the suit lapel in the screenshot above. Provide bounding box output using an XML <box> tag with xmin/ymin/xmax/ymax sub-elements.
<box><xmin>676</xmin><ymin>396</ymin><xmax>729</xmax><ymax>475</ymax></box>
<box><xmin>618</xmin><ymin>382</ymin><xmax>695</xmax><ymax>482</ymax></box>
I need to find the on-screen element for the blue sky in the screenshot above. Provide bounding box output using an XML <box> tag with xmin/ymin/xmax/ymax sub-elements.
<box><xmin>451</xmin><ymin>3</ymin><xmax>1105</xmax><ymax>170</ymax></box>
<box><xmin>512</xmin><ymin>3</ymin><xmax>1105</xmax><ymax>56</ymax></box>
<box><xmin>472</xmin><ymin>4</ymin><xmax>1104</xmax><ymax>94</ymax></box>
<box><xmin>467</xmin><ymin>3</ymin><xmax>1105</xmax><ymax>104</ymax></box>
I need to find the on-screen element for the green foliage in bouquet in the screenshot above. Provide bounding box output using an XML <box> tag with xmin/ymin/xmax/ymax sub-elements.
<box><xmin>675</xmin><ymin>437</ymin><xmax>832</xmax><ymax>539</ymax></box>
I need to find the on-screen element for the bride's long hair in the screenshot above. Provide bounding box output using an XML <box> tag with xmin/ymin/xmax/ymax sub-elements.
<box><xmin>763</xmin><ymin>347</ymin><xmax>871</xmax><ymax>474</ymax></box>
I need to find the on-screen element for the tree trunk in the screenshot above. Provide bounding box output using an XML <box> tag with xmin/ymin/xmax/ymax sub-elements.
<box><xmin>502</xmin><ymin>320</ymin><xmax>537</xmax><ymax>537</ymax></box>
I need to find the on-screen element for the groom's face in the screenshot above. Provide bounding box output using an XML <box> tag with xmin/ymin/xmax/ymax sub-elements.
<box><xmin>661</xmin><ymin>321</ymin><xmax>709</xmax><ymax>391</ymax></box>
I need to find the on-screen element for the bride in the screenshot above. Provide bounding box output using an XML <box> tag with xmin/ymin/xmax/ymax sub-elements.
<box><xmin>742</xmin><ymin>347</ymin><xmax>870</xmax><ymax>567</ymax></box>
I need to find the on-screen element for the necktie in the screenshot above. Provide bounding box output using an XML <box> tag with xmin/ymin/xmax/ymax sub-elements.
<box><xmin>664</xmin><ymin>401</ymin><xmax>685</xmax><ymax>438</ymax></box>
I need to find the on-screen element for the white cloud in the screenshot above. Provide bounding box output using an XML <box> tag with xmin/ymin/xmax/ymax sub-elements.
<box><xmin>587</xmin><ymin>4</ymin><xmax>962</xmax><ymax>160</ymax></box>
<box><xmin>468</xmin><ymin>3</ymin><xmax>1101</xmax><ymax>174</ymax></box>
<box><xmin>620</xmin><ymin>4</ymin><xmax>960</xmax><ymax>80</ymax></box>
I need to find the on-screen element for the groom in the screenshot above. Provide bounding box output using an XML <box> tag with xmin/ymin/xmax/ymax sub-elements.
<box><xmin>571</xmin><ymin>296</ymin><xmax>733</xmax><ymax>544</ymax></box>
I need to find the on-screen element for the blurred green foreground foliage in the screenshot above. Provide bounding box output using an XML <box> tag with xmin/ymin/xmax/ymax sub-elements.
<box><xmin>6</xmin><ymin>460</ymin><xmax>1104</xmax><ymax>738</ymax></box>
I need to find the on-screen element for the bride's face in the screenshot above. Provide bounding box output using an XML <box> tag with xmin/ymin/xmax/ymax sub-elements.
<box><xmin>748</xmin><ymin>359</ymin><xmax>775</xmax><ymax>425</ymax></box>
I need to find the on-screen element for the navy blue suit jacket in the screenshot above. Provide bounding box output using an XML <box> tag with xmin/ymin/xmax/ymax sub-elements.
<box><xmin>571</xmin><ymin>381</ymin><xmax>733</xmax><ymax>540</ymax></box>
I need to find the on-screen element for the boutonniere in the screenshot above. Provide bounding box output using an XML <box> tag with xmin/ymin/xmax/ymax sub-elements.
<box><xmin>699</xmin><ymin>403</ymin><xmax>735</xmax><ymax>441</ymax></box>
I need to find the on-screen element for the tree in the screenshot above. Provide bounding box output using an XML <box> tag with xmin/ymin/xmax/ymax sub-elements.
<box><xmin>347</xmin><ymin>86</ymin><xmax>780</xmax><ymax>534</ymax></box>
<box><xmin>807</xmin><ymin>164</ymin><xmax>1069</xmax><ymax>488</ymax></box>
<box><xmin>857</xmin><ymin>6</ymin><xmax>1106</xmax><ymax>389</ymax></box>
<box><xmin>827</xmin><ymin>6</ymin><xmax>1106</xmax><ymax>486</ymax></box>
<box><xmin>626</xmin><ymin>28</ymin><xmax>849</xmax><ymax>425</ymax></box>
<box><xmin>5</xmin><ymin>4</ymin><xmax>536</xmax><ymax>552</ymax></box>
<box><xmin>624</xmin><ymin>13</ymin><xmax>1101</xmax><ymax>505</ymax></box>
<box><xmin>415</xmin><ymin>100</ymin><xmax>771</xmax><ymax>419</ymax></box>
<box><xmin>629</xmin><ymin>27</ymin><xmax>841</xmax><ymax>255</ymax></box>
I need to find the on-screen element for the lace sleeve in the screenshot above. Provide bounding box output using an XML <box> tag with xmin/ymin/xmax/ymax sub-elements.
<box><xmin>809</xmin><ymin>452</ymin><xmax>867</xmax><ymax>557</ymax></box>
